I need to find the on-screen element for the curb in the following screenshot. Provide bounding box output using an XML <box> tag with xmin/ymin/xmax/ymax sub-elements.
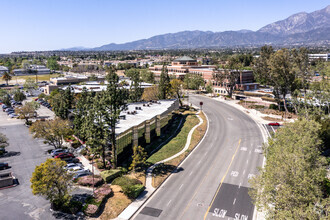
<box><xmin>117</xmin><ymin>110</ymin><xmax>208</xmax><ymax>220</ymax></box>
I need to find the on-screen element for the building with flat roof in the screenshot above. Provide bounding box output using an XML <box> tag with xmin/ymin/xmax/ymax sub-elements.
<box><xmin>308</xmin><ymin>53</ymin><xmax>330</xmax><ymax>62</ymax></box>
<box><xmin>0</xmin><ymin>66</ymin><xmax>8</xmax><ymax>75</ymax></box>
<box><xmin>149</xmin><ymin>56</ymin><xmax>258</xmax><ymax>93</ymax></box>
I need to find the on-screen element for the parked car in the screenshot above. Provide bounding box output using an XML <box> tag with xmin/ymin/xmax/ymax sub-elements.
<box><xmin>64</xmin><ymin>163</ymin><xmax>83</xmax><ymax>170</ymax></box>
<box><xmin>51</xmin><ymin>149</ymin><xmax>69</xmax><ymax>157</ymax></box>
<box><xmin>268</xmin><ymin>122</ymin><xmax>280</xmax><ymax>126</ymax></box>
<box><xmin>67</xmin><ymin>167</ymin><xmax>89</xmax><ymax>174</ymax></box>
<box><xmin>72</xmin><ymin>172</ymin><xmax>92</xmax><ymax>181</ymax></box>
<box><xmin>9</xmin><ymin>114</ymin><xmax>18</xmax><ymax>118</ymax></box>
<box><xmin>0</xmin><ymin>162</ymin><xmax>9</xmax><ymax>170</ymax></box>
<box><xmin>54</xmin><ymin>153</ymin><xmax>74</xmax><ymax>159</ymax></box>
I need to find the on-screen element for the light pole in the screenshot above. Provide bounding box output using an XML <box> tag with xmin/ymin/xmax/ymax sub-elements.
<box><xmin>90</xmin><ymin>154</ymin><xmax>95</xmax><ymax>196</ymax></box>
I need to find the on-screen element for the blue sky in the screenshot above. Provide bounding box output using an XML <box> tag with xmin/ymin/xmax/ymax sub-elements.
<box><xmin>0</xmin><ymin>0</ymin><xmax>329</xmax><ymax>53</ymax></box>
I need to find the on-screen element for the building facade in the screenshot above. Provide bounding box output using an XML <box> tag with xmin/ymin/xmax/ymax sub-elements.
<box><xmin>149</xmin><ymin>56</ymin><xmax>258</xmax><ymax>93</ymax></box>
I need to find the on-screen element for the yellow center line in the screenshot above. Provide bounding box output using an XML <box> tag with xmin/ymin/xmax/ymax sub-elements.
<box><xmin>203</xmin><ymin>139</ymin><xmax>241</xmax><ymax>220</ymax></box>
<box><xmin>177</xmin><ymin>138</ymin><xmax>229</xmax><ymax>219</ymax></box>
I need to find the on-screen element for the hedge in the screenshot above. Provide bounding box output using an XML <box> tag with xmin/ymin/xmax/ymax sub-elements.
<box><xmin>261</xmin><ymin>96</ymin><xmax>276</xmax><ymax>102</ymax></box>
<box><xmin>127</xmin><ymin>184</ymin><xmax>145</xmax><ymax>199</ymax></box>
<box><xmin>100</xmin><ymin>169</ymin><xmax>122</xmax><ymax>183</ymax></box>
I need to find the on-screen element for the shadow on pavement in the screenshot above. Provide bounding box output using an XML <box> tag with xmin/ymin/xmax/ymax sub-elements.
<box><xmin>0</xmin><ymin>151</ymin><xmax>21</xmax><ymax>158</ymax></box>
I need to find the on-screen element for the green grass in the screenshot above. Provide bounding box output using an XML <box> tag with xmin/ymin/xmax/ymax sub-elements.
<box><xmin>0</xmin><ymin>74</ymin><xmax>61</xmax><ymax>84</ymax></box>
<box><xmin>146</xmin><ymin>113</ymin><xmax>199</xmax><ymax>164</ymax></box>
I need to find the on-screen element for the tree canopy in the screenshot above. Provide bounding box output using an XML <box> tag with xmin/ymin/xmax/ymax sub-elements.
<box><xmin>250</xmin><ymin>118</ymin><xmax>329</xmax><ymax>219</ymax></box>
<box><xmin>30</xmin><ymin>158</ymin><xmax>72</xmax><ymax>208</ymax></box>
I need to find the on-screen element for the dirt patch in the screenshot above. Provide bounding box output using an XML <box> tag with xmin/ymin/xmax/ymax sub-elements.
<box><xmin>98</xmin><ymin>185</ymin><xmax>132</xmax><ymax>220</ymax></box>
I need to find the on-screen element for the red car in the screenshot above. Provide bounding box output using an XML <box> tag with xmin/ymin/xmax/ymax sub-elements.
<box><xmin>54</xmin><ymin>153</ymin><xmax>74</xmax><ymax>159</ymax></box>
<box><xmin>268</xmin><ymin>122</ymin><xmax>280</xmax><ymax>126</ymax></box>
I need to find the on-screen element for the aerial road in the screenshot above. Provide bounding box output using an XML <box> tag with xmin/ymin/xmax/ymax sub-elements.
<box><xmin>133</xmin><ymin>95</ymin><xmax>265</xmax><ymax>220</ymax></box>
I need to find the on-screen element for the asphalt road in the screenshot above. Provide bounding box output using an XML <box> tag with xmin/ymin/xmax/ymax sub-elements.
<box><xmin>134</xmin><ymin>95</ymin><xmax>265</xmax><ymax>220</ymax></box>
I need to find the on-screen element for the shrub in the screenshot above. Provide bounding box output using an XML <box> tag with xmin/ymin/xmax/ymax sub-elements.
<box><xmin>112</xmin><ymin>176</ymin><xmax>144</xmax><ymax>199</ymax></box>
<box><xmin>85</xmin><ymin>204</ymin><xmax>98</xmax><ymax>216</ymax></box>
<box><xmin>83</xmin><ymin>185</ymin><xmax>112</xmax><ymax>216</ymax></box>
<box><xmin>96</xmin><ymin>162</ymin><xmax>105</xmax><ymax>169</ymax></box>
<box><xmin>126</xmin><ymin>184</ymin><xmax>145</xmax><ymax>199</ymax></box>
<box><xmin>261</xmin><ymin>96</ymin><xmax>276</xmax><ymax>102</ymax></box>
<box><xmin>100</xmin><ymin>169</ymin><xmax>122</xmax><ymax>183</ymax></box>
<box><xmin>77</xmin><ymin>175</ymin><xmax>103</xmax><ymax>187</ymax></box>
<box><xmin>269</xmin><ymin>104</ymin><xmax>278</xmax><ymax>110</ymax></box>
<box><xmin>94</xmin><ymin>184</ymin><xmax>112</xmax><ymax>202</ymax></box>
<box><xmin>250</xmin><ymin>104</ymin><xmax>265</xmax><ymax>109</ymax></box>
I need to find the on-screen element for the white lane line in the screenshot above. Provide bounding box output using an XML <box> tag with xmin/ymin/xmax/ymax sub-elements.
<box><xmin>238</xmin><ymin>182</ymin><xmax>242</xmax><ymax>188</ymax></box>
<box><xmin>233</xmin><ymin>198</ymin><xmax>236</xmax><ymax>205</ymax></box>
<box><xmin>271</xmin><ymin>126</ymin><xmax>276</xmax><ymax>133</ymax></box>
<box><xmin>197</xmin><ymin>160</ymin><xmax>201</xmax><ymax>165</ymax></box>
<box><xmin>179</xmin><ymin>184</ymin><xmax>184</xmax><ymax>190</ymax></box>
<box><xmin>167</xmin><ymin>200</ymin><xmax>172</xmax><ymax>206</ymax></box>
<box><xmin>249</xmin><ymin>150</ymin><xmax>252</xmax><ymax>154</ymax></box>
<box><xmin>204</xmin><ymin>151</ymin><xmax>207</xmax><ymax>156</ymax></box>
<box><xmin>243</xmin><ymin>170</ymin><xmax>246</xmax><ymax>175</ymax></box>
<box><xmin>189</xmin><ymin>171</ymin><xmax>193</xmax><ymax>176</ymax></box>
<box><xmin>246</xmin><ymin>159</ymin><xmax>249</xmax><ymax>164</ymax></box>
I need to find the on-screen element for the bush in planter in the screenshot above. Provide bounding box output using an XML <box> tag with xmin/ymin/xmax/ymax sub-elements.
<box><xmin>83</xmin><ymin>185</ymin><xmax>112</xmax><ymax>216</ymax></box>
<box><xmin>100</xmin><ymin>169</ymin><xmax>122</xmax><ymax>183</ymax></box>
<box><xmin>77</xmin><ymin>175</ymin><xmax>103</xmax><ymax>187</ymax></box>
<box><xmin>126</xmin><ymin>184</ymin><xmax>145</xmax><ymax>199</ymax></box>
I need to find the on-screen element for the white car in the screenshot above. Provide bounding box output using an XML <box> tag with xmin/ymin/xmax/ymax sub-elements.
<box><xmin>64</xmin><ymin>163</ymin><xmax>83</xmax><ymax>170</ymax></box>
<box><xmin>68</xmin><ymin>167</ymin><xmax>89</xmax><ymax>174</ymax></box>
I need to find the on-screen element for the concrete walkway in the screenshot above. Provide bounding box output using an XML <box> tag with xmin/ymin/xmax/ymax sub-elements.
<box><xmin>78</xmin><ymin>155</ymin><xmax>101</xmax><ymax>175</ymax></box>
<box><xmin>115</xmin><ymin>110</ymin><xmax>204</xmax><ymax>220</ymax></box>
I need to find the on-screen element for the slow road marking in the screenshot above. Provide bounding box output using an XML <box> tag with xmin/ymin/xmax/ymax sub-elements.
<box><xmin>203</xmin><ymin>139</ymin><xmax>242</xmax><ymax>220</ymax></box>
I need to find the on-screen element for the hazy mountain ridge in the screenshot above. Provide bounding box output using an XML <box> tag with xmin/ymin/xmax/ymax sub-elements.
<box><xmin>64</xmin><ymin>5</ymin><xmax>330</xmax><ymax>51</ymax></box>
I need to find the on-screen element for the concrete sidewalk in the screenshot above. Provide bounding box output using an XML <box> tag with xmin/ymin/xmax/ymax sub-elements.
<box><xmin>78</xmin><ymin>155</ymin><xmax>101</xmax><ymax>175</ymax></box>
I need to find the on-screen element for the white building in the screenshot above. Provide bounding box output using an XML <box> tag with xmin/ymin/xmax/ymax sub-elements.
<box><xmin>308</xmin><ymin>53</ymin><xmax>330</xmax><ymax>62</ymax></box>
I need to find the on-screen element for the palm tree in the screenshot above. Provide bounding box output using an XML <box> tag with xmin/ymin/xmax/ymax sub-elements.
<box><xmin>2</xmin><ymin>72</ymin><xmax>12</xmax><ymax>85</ymax></box>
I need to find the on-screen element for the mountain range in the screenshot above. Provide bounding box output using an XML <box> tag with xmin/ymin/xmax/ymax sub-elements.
<box><xmin>65</xmin><ymin>5</ymin><xmax>330</xmax><ymax>51</ymax></box>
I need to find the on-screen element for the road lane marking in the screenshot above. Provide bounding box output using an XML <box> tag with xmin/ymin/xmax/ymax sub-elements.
<box><xmin>249</xmin><ymin>150</ymin><xmax>252</xmax><ymax>154</ymax></box>
<box><xmin>179</xmin><ymin>184</ymin><xmax>184</xmax><ymax>190</ymax></box>
<box><xmin>197</xmin><ymin>160</ymin><xmax>201</xmax><ymax>165</ymax></box>
<box><xmin>255</xmin><ymin>148</ymin><xmax>262</xmax><ymax>153</ymax></box>
<box><xmin>233</xmin><ymin>198</ymin><xmax>236</xmax><ymax>205</ymax></box>
<box><xmin>230</xmin><ymin>171</ymin><xmax>239</xmax><ymax>177</ymax></box>
<box><xmin>238</xmin><ymin>182</ymin><xmax>242</xmax><ymax>188</ymax></box>
<box><xmin>189</xmin><ymin>171</ymin><xmax>193</xmax><ymax>176</ymax></box>
<box><xmin>246</xmin><ymin>160</ymin><xmax>249</xmax><ymax>164</ymax></box>
<box><xmin>243</xmin><ymin>170</ymin><xmax>246</xmax><ymax>175</ymax></box>
<box><xmin>178</xmin><ymin>139</ymin><xmax>231</xmax><ymax>219</ymax></box>
<box><xmin>203</xmin><ymin>139</ymin><xmax>241</xmax><ymax>220</ymax></box>
<box><xmin>167</xmin><ymin>200</ymin><xmax>172</xmax><ymax>206</ymax></box>
<box><xmin>240</xmin><ymin>147</ymin><xmax>247</xmax><ymax>151</ymax></box>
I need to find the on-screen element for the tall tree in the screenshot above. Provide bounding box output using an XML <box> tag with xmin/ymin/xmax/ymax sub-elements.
<box><xmin>140</xmin><ymin>69</ymin><xmax>155</xmax><ymax>83</ymax></box>
<box><xmin>213</xmin><ymin>56</ymin><xmax>242</xmax><ymax>98</ymax></box>
<box><xmin>141</xmin><ymin>85</ymin><xmax>159</xmax><ymax>101</ymax></box>
<box><xmin>158</xmin><ymin>65</ymin><xmax>171</xmax><ymax>99</ymax></box>
<box><xmin>129</xmin><ymin>145</ymin><xmax>147</xmax><ymax>171</ymax></box>
<box><xmin>51</xmin><ymin>86</ymin><xmax>74</xmax><ymax>119</ymax></box>
<box><xmin>184</xmin><ymin>73</ymin><xmax>204</xmax><ymax>91</ymax></box>
<box><xmin>31</xmin><ymin>158</ymin><xmax>72</xmax><ymax>209</ymax></box>
<box><xmin>29</xmin><ymin>118</ymin><xmax>72</xmax><ymax>149</ymax></box>
<box><xmin>2</xmin><ymin>72</ymin><xmax>12</xmax><ymax>85</ymax></box>
<box><xmin>250</xmin><ymin>119</ymin><xmax>329</xmax><ymax>219</ymax></box>
<box><xmin>126</xmin><ymin>68</ymin><xmax>143</xmax><ymax>102</ymax></box>
<box><xmin>16</xmin><ymin>101</ymin><xmax>40</xmax><ymax>123</ymax></box>
<box><xmin>24</xmin><ymin>77</ymin><xmax>38</xmax><ymax>94</ymax></box>
<box><xmin>170</xmin><ymin>79</ymin><xmax>183</xmax><ymax>106</ymax></box>
<box><xmin>103</xmin><ymin>69</ymin><xmax>128</xmax><ymax>168</ymax></box>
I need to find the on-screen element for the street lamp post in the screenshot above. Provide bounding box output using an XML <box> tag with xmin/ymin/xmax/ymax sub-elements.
<box><xmin>90</xmin><ymin>154</ymin><xmax>95</xmax><ymax>196</ymax></box>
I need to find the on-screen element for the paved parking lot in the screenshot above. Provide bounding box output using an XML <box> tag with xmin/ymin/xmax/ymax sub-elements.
<box><xmin>0</xmin><ymin>110</ymin><xmax>55</xmax><ymax>220</ymax></box>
